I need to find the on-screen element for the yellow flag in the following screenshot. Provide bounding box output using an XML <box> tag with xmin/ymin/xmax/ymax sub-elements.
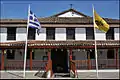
<box><xmin>94</xmin><ymin>10</ymin><xmax>109</xmax><ymax>33</ymax></box>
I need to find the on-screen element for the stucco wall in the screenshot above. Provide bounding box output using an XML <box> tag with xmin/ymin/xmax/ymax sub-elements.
<box><xmin>55</xmin><ymin>28</ymin><xmax>66</xmax><ymax>40</ymax></box>
<box><xmin>0</xmin><ymin>28</ymin><xmax>7</xmax><ymax>42</ymax></box>
<box><xmin>114</xmin><ymin>28</ymin><xmax>120</xmax><ymax>40</ymax></box>
<box><xmin>75</xmin><ymin>28</ymin><xmax>86</xmax><ymax>40</ymax></box>
<box><xmin>16</xmin><ymin>28</ymin><xmax>26</xmax><ymax>41</ymax></box>
<box><xmin>0</xmin><ymin>27</ymin><xmax>119</xmax><ymax>42</ymax></box>
<box><xmin>95</xmin><ymin>29</ymin><xmax>106</xmax><ymax>40</ymax></box>
<box><xmin>58</xmin><ymin>12</ymin><xmax>83</xmax><ymax>17</ymax></box>
<box><xmin>36</xmin><ymin>28</ymin><xmax>46</xmax><ymax>41</ymax></box>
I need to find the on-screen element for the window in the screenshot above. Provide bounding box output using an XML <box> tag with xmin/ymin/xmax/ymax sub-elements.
<box><xmin>28</xmin><ymin>28</ymin><xmax>35</xmax><ymax>40</ymax></box>
<box><xmin>66</xmin><ymin>28</ymin><xmax>75</xmax><ymax>40</ymax></box>
<box><xmin>27</xmin><ymin>49</ymin><xmax>34</xmax><ymax>59</ymax></box>
<box><xmin>7</xmin><ymin>50</ymin><xmax>15</xmax><ymax>59</ymax></box>
<box><xmin>86</xmin><ymin>28</ymin><xmax>94</xmax><ymax>40</ymax></box>
<box><xmin>46</xmin><ymin>28</ymin><xmax>55</xmax><ymax>40</ymax></box>
<box><xmin>106</xmin><ymin>28</ymin><xmax>114</xmax><ymax>40</ymax></box>
<box><xmin>7</xmin><ymin>27</ymin><xmax>16</xmax><ymax>40</ymax></box>
<box><xmin>107</xmin><ymin>49</ymin><xmax>114</xmax><ymax>59</ymax></box>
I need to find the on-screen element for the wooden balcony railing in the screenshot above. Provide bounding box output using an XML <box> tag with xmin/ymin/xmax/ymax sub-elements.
<box><xmin>5</xmin><ymin>60</ymin><xmax>47</xmax><ymax>70</ymax></box>
<box><xmin>73</xmin><ymin>59</ymin><xmax>120</xmax><ymax>70</ymax></box>
<box><xmin>3</xmin><ymin>59</ymin><xmax>119</xmax><ymax>70</ymax></box>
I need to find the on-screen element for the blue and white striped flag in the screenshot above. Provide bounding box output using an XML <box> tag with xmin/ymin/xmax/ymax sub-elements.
<box><xmin>28</xmin><ymin>10</ymin><xmax>41</xmax><ymax>35</ymax></box>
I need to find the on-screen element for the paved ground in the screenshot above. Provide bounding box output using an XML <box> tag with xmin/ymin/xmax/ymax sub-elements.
<box><xmin>0</xmin><ymin>70</ymin><xmax>119</xmax><ymax>79</ymax></box>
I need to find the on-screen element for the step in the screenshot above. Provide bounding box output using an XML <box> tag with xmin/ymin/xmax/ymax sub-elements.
<box><xmin>54</xmin><ymin>73</ymin><xmax>70</xmax><ymax>78</ymax></box>
<box><xmin>34</xmin><ymin>71</ymin><xmax>46</xmax><ymax>78</ymax></box>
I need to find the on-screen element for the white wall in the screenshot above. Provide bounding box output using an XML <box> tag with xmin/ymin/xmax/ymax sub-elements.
<box><xmin>36</xmin><ymin>28</ymin><xmax>46</xmax><ymax>41</ymax></box>
<box><xmin>16</xmin><ymin>28</ymin><xmax>26</xmax><ymax>41</ymax></box>
<box><xmin>114</xmin><ymin>28</ymin><xmax>120</xmax><ymax>40</ymax></box>
<box><xmin>55</xmin><ymin>28</ymin><xmax>66</xmax><ymax>40</ymax></box>
<box><xmin>0</xmin><ymin>28</ymin><xmax>7</xmax><ymax>42</ymax></box>
<box><xmin>75</xmin><ymin>28</ymin><xmax>86</xmax><ymax>40</ymax></box>
<box><xmin>95</xmin><ymin>29</ymin><xmax>106</xmax><ymax>40</ymax></box>
<box><xmin>1</xmin><ymin>27</ymin><xmax>119</xmax><ymax>41</ymax></box>
<box><xmin>58</xmin><ymin>12</ymin><xmax>83</xmax><ymax>17</ymax></box>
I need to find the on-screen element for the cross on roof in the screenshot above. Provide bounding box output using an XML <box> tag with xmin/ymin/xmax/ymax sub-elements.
<box><xmin>70</xmin><ymin>4</ymin><xmax>73</xmax><ymax>9</ymax></box>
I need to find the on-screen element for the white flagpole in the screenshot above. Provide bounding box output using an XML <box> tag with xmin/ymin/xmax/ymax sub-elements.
<box><xmin>92</xmin><ymin>5</ymin><xmax>99</xmax><ymax>79</ymax></box>
<box><xmin>23</xmin><ymin>4</ymin><xmax>30</xmax><ymax>78</ymax></box>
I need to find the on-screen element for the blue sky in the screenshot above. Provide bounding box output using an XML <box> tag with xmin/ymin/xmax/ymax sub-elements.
<box><xmin>1</xmin><ymin>0</ymin><xmax>119</xmax><ymax>19</ymax></box>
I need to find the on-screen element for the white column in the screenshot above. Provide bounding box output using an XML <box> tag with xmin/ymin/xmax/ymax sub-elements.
<box><xmin>75</xmin><ymin>28</ymin><xmax>86</xmax><ymax>40</ymax></box>
<box><xmin>114</xmin><ymin>28</ymin><xmax>119</xmax><ymax>40</ymax></box>
<box><xmin>36</xmin><ymin>28</ymin><xmax>46</xmax><ymax>41</ymax></box>
<box><xmin>55</xmin><ymin>28</ymin><xmax>66</xmax><ymax>40</ymax></box>
<box><xmin>0</xmin><ymin>28</ymin><xmax>7</xmax><ymax>42</ymax></box>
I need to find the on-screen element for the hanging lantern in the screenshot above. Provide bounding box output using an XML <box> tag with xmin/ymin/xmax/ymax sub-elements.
<box><xmin>0</xmin><ymin>50</ymin><xmax>2</xmax><ymax>54</ymax></box>
<box><xmin>90</xmin><ymin>49</ymin><xmax>92</xmax><ymax>52</ymax></box>
<box><xmin>32</xmin><ymin>49</ymin><xmax>34</xmax><ymax>53</ymax></box>
<box><xmin>56</xmin><ymin>49</ymin><xmax>57</xmax><ymax>51</ymax></box>
<box><xmin>77</xmin><ymin>49</ymin><xmax>80</xmax><ymax>52</ymax></box>
<box><xmin>61</xmin><ymin>49</ymin><xmax>63</xmax><ymax>51</ymax></box>
<box><xmin>10</xmin><ymin>49</ymin><xmax>12</xmax><ymax>53</ymax></box>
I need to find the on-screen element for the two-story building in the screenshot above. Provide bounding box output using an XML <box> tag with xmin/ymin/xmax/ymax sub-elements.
<box><xmin>0</xmin><ymin>9</ymin><xmax>120</xmax><ymax>74</ymax></box>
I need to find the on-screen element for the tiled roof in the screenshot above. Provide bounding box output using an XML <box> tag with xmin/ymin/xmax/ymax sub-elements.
<box><xmin>0</xmin><ymin>40</ymin><xmax>119</xmax><ymax>48</ymax></box>
<box><xmin>38</xmin><ymin>17</ymin><xmax>120</xmax><ymax>24</ymax></box>
<box><xmin>0</xmin><ymin>8</ymin><xmax>119</xmax><ymax>25</ymax></box>
<box><xmin>1</xmin><ymin>17</ymin><xmax>119</xmax><ymax>24</ymax></box>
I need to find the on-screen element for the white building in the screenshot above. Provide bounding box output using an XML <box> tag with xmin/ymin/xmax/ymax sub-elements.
<box><xmin>0</xmin><ymin>8</ymin><xmax>120</xmax><ymax>77</ymax></box>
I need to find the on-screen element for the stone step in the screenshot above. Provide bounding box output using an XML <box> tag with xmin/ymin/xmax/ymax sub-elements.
<box><xmin>34</xmin><ymin>71</ymin><xmax>46</xmax><ymax>78</ymax></box>
<box><xmin>54</xmin><ymin>73</ymin><xmax>70</xmax><ymax>78</ymax></box>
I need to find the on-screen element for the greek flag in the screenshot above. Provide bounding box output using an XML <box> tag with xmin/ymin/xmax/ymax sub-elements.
<box><xmin>28</xmin><ymin>10</ymin><xmax>41</xmax><ymax>35</ymax></box>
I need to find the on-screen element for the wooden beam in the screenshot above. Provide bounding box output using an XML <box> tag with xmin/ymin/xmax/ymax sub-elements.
<box><xmin>69</xmin><ymin>48</ymin><xmax>72</xmax><ymax>61</ymax></box>
<box><xmin>48</xmin><ymin>50</ymin><xmax>51</xmax><ymax>60</ymax></box>
<box><xmin>1</xmin><ymin>49</ymin><xmax>4</xmax><ymax>70</ymax></box>
<box><xmin>30</xmin><ymin>49</ymin><xmax>32</xmax><ymax>70</ymax></box>
<box><xmin>87</xmin><ymin>51</ymin><xmax>91</xmax><ymax>70</ymax></box>
<box><xmin>115</xmin><ymin>48</ymin><xmax>118</xmax><ymax>69</ymax></box>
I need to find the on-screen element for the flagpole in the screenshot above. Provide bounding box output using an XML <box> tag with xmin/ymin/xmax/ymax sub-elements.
<box><xmin>92</xmin><ymin>4</ymin><xmax>99</xmax><ymax>79</ymax></box>
<box><xmin>23</xmin><ymin>4</ymin><xmax>30</xmax><ymax>78</ymax></box>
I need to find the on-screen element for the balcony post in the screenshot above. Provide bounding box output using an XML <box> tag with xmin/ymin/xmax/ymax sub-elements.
<box><xmin>115</xmin><ymin>48</ymin><xmax>118</xmax><ymax>69</ymax></box>
<box><xmin>1</xmin><ymin>49</ymin><xmax>5</xmax><ymax>70</ymax></box>
<box><xmin>48</xmin><ymin>49</ymin><xmax>51</xmax><ymax>60</ymax></box>
<box><xmin>87</xmin><ymin>51</ymin><xmax>91</xmax><ymax>70</ymax></box>
<box><xmin>30</xmin><ymin>49</ymin><xmax>32</xmax><ymax>70</ymax></box>
<box><xmin>69</xmin><ymin>48</ymin><xmax>72</xmax><ymax>61</ymax></box>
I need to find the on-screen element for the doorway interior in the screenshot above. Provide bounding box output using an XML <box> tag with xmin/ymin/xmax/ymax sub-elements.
<box><xmin>51</xmin><ymin>49</ymin><xmax>68</xmax><ymax>73</ymax></box>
